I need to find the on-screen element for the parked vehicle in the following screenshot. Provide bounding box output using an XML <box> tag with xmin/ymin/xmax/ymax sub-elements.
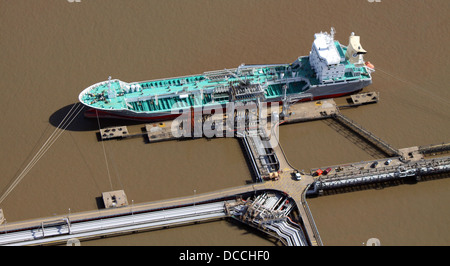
<box><xmin>315</xmin><ymin>169</ymin><xmax>323</xmax><ymax>176</ymax></box>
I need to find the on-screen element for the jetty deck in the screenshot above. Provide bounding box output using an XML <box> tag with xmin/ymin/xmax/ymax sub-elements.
<box><xmin>99</xmin><ymin>126</ymin><xmax>130</xmax><ymax>140</ymax></box>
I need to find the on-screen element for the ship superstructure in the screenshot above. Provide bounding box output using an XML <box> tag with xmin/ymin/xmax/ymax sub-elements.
<box><xmin>79</xmin><ymin>28</ymin><xmax>373</xmax><ymax>120</ymax></box>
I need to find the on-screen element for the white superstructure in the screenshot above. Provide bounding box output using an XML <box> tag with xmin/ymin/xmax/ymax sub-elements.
<box><xmin>309</xmin><ymin>28</ymin><xmax>346</xmax><ymax>83</ymax></box>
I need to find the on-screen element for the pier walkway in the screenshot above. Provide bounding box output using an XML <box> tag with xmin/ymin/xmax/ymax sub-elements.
<box><xmin>0</xmin><ymin>166</ymin><xmax>321</xmax><ymax>246</ymax></box>
<box><xmin>0</xmin><ymin>177</ymin><xmax>318</xmax><ymax>246</ymax></box>
<box><xmin>332</xmin><ymin>111</ymin><xmax>400</xmax><ymax>158</ymax></box>
<box><xmin>0</xmin><ymin>201</ymin><xmax>231</xmax><ymax>246</ymax></box>
<box><xmin>418</xmin><ymin>142</ymin><xmax>450</xmax><ymax>156</ymax></box>
<box><xmin>310</xmin><ymin>156</ymin><xmax>450</xmax><ymax>194</ymax></box>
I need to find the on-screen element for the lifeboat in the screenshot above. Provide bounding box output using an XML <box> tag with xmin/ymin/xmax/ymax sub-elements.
<box><xmin>365</xmin><ymin>61</ymin><xmax>375</xmax><ymax>69</ymax></box>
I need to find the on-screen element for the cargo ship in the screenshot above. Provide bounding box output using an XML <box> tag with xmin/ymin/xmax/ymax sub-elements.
<box><xmin>79</xmin><ymin>28</ymin><xmax>374</xmax><ymax>121</ymax></box>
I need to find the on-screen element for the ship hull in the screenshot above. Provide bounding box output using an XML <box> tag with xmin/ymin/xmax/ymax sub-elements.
<box><xmin>305</xmin><ymin>78</ymin><xmax>371</xmax><ymax>99</ymax></box>
<box><xmin>83</xmin><ymin>79</ymin><xmax>371</xmax><ymax>121</ymax></box>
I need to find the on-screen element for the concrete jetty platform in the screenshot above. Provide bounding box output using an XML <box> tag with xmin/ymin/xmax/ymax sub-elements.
<box><xmin>339</xmin><ymin>91</ymin><xmax>379</xmax><ymax>108</ymax></box>
<box><xmin>283</xmin><ymin>99</ymin><xmax>338</xmax><ymax>123</ymax></box>
<box><xmin>102</xmin><ymin>190</ymin><xmax>128</xmax><ymax>209</ymax></box>
<box><xmin>99</xmin><ymin>126</ymin><xmax>130</xmax><ymax>140</ymax></box>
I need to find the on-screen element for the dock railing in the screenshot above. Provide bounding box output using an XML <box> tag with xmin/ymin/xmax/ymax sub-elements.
<box><xmin>418</xmin><ymin>142</ymin><xmax>450</xmax><ymax>155</ymax></box>
<box><xmin>317</xmin><ymin>156</ymin><xmax>450</xmax><ymax>190</ymax></box>
<box><xmin>301</xmin><ymin>184</ymin><xmax>323</xmax><ymax>246</ymax></box>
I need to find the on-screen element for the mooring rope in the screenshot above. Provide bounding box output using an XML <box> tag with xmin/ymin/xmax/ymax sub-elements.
<box><xmin>374</xmin><ymin>66</ymin><xmax>450</xmax><ymax>106</ymax></box>
<box><xmin>0</xmin><ymin>103</ymin><xmax>84</xmax><ymax>205</ymax></box>
<box><xmin>95</xmin><ymin>110</ymin><xmax>113</xmax><ymax>191</ymax></box>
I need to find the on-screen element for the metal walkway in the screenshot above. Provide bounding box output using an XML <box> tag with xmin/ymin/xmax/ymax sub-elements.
<box><xmin>310</xmin><ymin>156</ymin><xmax>450</xmax><ymax>194</ymax></box>
<box><xmin>418</xmin><ymin>143</ymin><xmax>450</xmax><ymax>155</ymax></box>
<box><xmin>332</xmin><ymin>111</ymin><xmax>400</xmax><ymax>158</ymax></box>
<box><xmin>238</xmin><ymin>131</ymin><xmax>279</xmax><ymax>182</ymax></box>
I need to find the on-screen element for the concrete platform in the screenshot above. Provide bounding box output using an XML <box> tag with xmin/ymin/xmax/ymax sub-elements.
<box><xmin>145</xmin><ymin>122</ymin><xmax>176</xmax><ymax>142</ymax></box>
<box><xmin>284</xmin><ymin>99</ymin><xmax>338</xmax><ymax>123</ymax></box>
<box><xmin>102</xmin><ymin>190</ymin><xmax>128</xmax><ymax>208</ymax></box>
<box><xmin>399</xmin><ymin>146</ymin><xmax>424</xmax><ymax>162</ymax></box>
<box><xmin>350</xmin><ymin>91</ymin><xmax>379</xmax><ymax>105</ymax></box>
<box><xmin>99</xmin><ymin>126</ymin><xmax>130</xmax><ymax>140</ymax></box>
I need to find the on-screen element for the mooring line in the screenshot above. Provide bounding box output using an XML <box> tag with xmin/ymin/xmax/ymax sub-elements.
<box><xmin>374</xmin><ymin>66</ymin><xmax>450</xmax><ymax>106</ymax></box>
<box><xmin>95</xmin><ymin>110</ymin><xmax>114</xmax><ymax>191</ymax></box>
<box><xmin>0</xmin><ymin>103</ymin><xmax>84</xmax><ymax>205</ymax></box>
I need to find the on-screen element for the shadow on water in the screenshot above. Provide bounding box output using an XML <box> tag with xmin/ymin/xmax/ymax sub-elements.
<box><xmin>95</xmin><ymin>196</ymin><xmax>106</xmax><ymax>209</ymax></box>
<box><xmin>49</xmin><ymin>103</ymin><xmax>147</xmax><ymax>131</ymax></box>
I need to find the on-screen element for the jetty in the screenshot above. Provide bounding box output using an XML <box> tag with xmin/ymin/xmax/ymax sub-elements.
<box><xmin>1</xmin><ymin>92</ymin><xmax>449</xmax><ymax>246</ymax></box>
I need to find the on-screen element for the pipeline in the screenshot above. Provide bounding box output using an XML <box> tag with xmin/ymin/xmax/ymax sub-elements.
<box><xmin>311</xmin><ymin>158</ymin><xmax>450</xmax><ymax>192</ymax></box>
<box><xmin>237</xmin><ymin>132</ymin><xmax>263</xmax><ymax>182</ymax></box>
<box><xmin>305</xmin><ymin>181</ymin><xmax>321</xmax><ymax>197</ymax></box>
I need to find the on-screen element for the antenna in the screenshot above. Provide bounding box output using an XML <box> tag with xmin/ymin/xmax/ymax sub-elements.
<box><xmin>330</xmin><ymin>27</ymin><xmax>336</xmax><ymax>40</ymax></box>
<box><xmin>107</xmin><ymin>75</ymin><xmax>116</xmax><ymax>99</ymax></box>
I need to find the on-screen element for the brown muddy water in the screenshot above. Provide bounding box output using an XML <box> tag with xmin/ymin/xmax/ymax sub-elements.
<box><xmin>0</xmin><ymin>0</ymin><xmax>449</xmax><ymax>246</ymax></box>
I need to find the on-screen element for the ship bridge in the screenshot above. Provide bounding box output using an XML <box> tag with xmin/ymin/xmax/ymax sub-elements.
<box><xmin>309</xmin><ymin>28</ymin><xmax>346</xmax><ymax>83</ymax></box>
<box><xmin>308</xmin><ymin>28</ymin><xmax>371</xmax><ymax>84</ymax></box>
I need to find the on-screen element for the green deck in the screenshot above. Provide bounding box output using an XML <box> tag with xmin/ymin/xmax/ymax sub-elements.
<box><xmin>80</xmin><ymin>41</ymin><xmax>371</xmax><ymax>113</ymax></box>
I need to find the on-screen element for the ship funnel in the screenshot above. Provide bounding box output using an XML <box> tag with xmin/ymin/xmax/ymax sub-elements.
<box><xmin>345</xmin><ymin>32</ymin><xmax>367</xmax><ymax>64</ymax></box>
